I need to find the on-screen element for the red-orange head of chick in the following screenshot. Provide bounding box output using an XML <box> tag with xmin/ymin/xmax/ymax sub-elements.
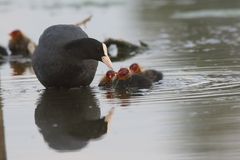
<box><xmin>105</xmin><ymin>70</ymin><xmax>117</xmax><ymax>81</ymax></box>
<box><xmin>117</xmin><ymin>68</ymin><xmax>131</xmax><ymax>80</ymax></box>
<box><xmin>9</xmin><ymin>30</ymin><xmax>23</xmax><ymax>40</ymax></box>
<box><xmin>129</xmin><ymin>63</ymin><xmax>142</xmax><ymax>74</ymax></box>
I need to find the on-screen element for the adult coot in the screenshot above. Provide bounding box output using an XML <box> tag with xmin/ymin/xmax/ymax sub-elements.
<box><xmin>32</xmin><ymin>24</ymin><xmax>113</xmax><ymax>88</ymax></box>
<box><xmin>8</xmin><ymin>30</ymin><xmax>36</xmax><ymax>56</ymax></box>
<box><xmin>113</xmin><ymin>68</ymin><xmax>152</xmax><ymax>89</ymax></box>
<box><xmin>129</xmin><ymin>63</ymin><xmax>163</xmax><ymax>82</ymax></box>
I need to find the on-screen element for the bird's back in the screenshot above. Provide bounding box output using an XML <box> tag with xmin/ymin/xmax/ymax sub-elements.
<box><xmin>38</xmin><ymin>25</ymin><xmax>88</xmax><ymax>49</ymax></box>
<box><xmin>143</xmin><ymin>70</ymin><xmax>163</xmax><ymax>82</ymax></box>
<box><xmin>114</xmin><ymin>74</ymin><xmax>152</xmax><ymax>90</ymax></box>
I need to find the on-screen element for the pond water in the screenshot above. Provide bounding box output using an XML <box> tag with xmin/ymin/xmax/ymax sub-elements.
<box><xmin>1</xmin><ymin>0</ymin><xmax>240</xmax><ymax>160</ymax></box>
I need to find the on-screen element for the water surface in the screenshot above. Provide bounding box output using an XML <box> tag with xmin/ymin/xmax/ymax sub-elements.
<box><xmin>1</xmin><ymin>0</ymin><xmax>240</xmax><ymax>160</ymax></box>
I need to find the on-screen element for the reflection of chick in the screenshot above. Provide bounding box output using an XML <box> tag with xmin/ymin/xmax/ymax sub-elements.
<box><xmin>8</xmin><ymin>30</ymin><xmax>36</xmax><ymax>56</ymax></box>
<box><xmin>130</xmin><ymin>63</ymin><xmax>163</xmax><ymax>82</ymax></box>
<box><xmin>113</xmin><ymin>68</ymin><xmax>152</xmax><ymax>90</ymax></box>
<box><xmin>98</xmin><ymin>70</ymin><xmax>117</xmax><ymax>87</ymax></box>
<box><xmin>10</xmin><ymin>61</ymin><xmax>32</xmax><ymax>76</ymax></box>
<box><xmin>105</xmin><ymin>90</ymin><xmax>131</xmax><ymax>107</ymax></box>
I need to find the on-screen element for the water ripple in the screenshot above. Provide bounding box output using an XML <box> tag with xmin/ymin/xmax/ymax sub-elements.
<box><xmin>172</xmin><ymin>9</ymin><xmax>240</xmax><ymax>19</ymax></box>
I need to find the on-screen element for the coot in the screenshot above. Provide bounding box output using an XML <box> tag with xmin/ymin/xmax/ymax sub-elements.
<box><xmin>8</xmin><ymin>30</ymin><xmax>36</xmax><ymax>56</ymax></box>
<box><xmin>129</xmin><ymin>63</ymin><xmax>163</xmax><ymax>82</ymax></box>
<box><xmin>98</xmin><ymin>70</ymin><xmax>117</xmax><ymax>87</ymax></box>
<box><xmin>32</xmin><ymin>24</ymin><xmax>113</xmax><ymax>88</ymax></box>
<box><xmin>113</xmin><ymin>68</ymin><xmax>152</xmax><ymax>89</ymax></box>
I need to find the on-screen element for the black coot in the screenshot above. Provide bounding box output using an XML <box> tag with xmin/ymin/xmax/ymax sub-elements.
<box><xmin>32</xmin><ymin>24</ymin><xmax>113</xmax><ymax>88</ymax></box>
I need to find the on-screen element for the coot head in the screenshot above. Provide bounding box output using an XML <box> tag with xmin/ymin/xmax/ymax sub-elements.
<box><xmin>64</xmin><ymin>38</ymin><xmax>113</xmax><ymax>69</ymax></box>
<box><xmin>129</xmin><ymin>63</ymin><xmax>142</xmax><ymax>74</ymax></box>
<box><xmin>117</xmin><ymin>68</ymin><xmax>131</xmax><ymax>80</ymax></box>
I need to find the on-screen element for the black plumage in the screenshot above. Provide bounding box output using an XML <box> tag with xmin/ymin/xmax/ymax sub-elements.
<box><xmin>32</xmin><ymin>24</ymin><xmax>111</xmax><ymax>88</ymax></box>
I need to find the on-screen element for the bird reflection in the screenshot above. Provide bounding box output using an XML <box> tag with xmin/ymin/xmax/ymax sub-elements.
<box><xmin>35</xmin><ymin>88</ymin><xmax>113</xmax><ymax>151</ymax></box>
<box><xmin>10</xmin><ymin>61</ymin><xmax>32</xmax><ymax>75</ymax></box>
<box><xmin>105</xmin><ymin>90</ymin><xmax>131</xmax><ymax>107</ymax></box>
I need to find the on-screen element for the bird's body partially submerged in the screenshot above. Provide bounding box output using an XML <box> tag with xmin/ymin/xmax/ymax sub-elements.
<box><xmin>113</xmin><ymin>68</ymin><xmax>152</xmax><ymax>90</ymax></box>
<box><xmin>129</xmin><ymin>63</ymin><xmax>163</xmax><ymax>82</ymax></box>
<box><xmin>98</xmin><ymin>70</ymin><xmax>117</xmax><ymax>87</ymax></box>
<box><xmin>32</xmin><ymin>24</ymin><xmax>112</xmax><ymax>88</ymax></box>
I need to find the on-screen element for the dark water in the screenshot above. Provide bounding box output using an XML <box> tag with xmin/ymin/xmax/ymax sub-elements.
<box><xmin>1</xmin><ymin>0</ymin><xmax>240</xmax><ymax>159</ymax></box>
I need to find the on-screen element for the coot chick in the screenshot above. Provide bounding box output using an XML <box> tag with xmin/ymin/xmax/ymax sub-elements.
<box><xmin>8</xmin><ymin>30</ymin><xmax>36</xmax><ymax>56</ymax></box>
<box><xmin>32</xmin><ymin>24</ymin><xmax>113</xmax><ymax>88</ymax></box>
<box><xmin>113</xmin><ymin>68</ymin><xmax>152</xmax><ymax>89</ymax></box>
<box><xmin>129</xmin><ymin>63</ymin><xmax>163</xmax><ymax>82</ymax></box>
<box><xmin>98</xmin><ymin>70</ymin><xmax>117</xmax><ymax>87</ymax></box>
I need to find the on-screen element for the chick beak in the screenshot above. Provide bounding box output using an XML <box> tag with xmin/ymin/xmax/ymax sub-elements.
<box><xmin>102</xmin><ymin>56</ymin><xmax>113</xmax><ymax>70</ymax></box>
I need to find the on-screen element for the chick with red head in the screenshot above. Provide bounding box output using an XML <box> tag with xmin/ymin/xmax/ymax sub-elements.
<box><xmin>8</xmin><ymin>29</ymin><xmax>36</xmax><ymax>56</ymax></box>
<box><xmin>129</xmin><ymin>63</ymin><xmax>163</xmax><ymax>82</ymax></box>
<box><xmin>113</xmin><ymin>67</ymin><xmax>152</xmax><ymax>90</ymax></box>
<box><xmin>98</xmin><ymin>70</ymin><xmax>117</xmax><ymax>87</ymax></box>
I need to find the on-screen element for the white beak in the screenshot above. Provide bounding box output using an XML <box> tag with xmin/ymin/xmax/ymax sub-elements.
<box><xmin>102</xmin><ymin>56</ymin><xmax>113</xmax><ymax>70</ymax></box>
